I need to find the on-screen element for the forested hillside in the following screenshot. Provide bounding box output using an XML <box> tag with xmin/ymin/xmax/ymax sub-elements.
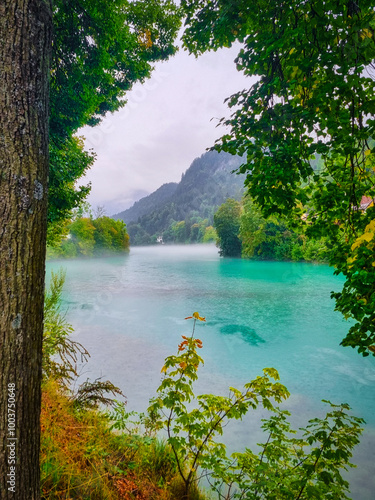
<box><xmin>113</xmin><ymin>182</ymin><xmax>178</xmax><ymax>225</ymax></box>
<box><xmin>114</xmin><ymin>151</ymin><xmax>245</xmax><ymax>245</ymax></box>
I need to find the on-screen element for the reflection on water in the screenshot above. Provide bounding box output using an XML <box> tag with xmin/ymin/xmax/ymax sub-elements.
<box><xmin>46</xmin><ymin>244</ymin><xmax>375</xmax><ymax>499</ymax></box>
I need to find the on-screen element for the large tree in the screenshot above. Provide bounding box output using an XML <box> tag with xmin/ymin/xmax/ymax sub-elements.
<box><xmin>182</xmin><ymin>0</ymin><xmax>375</xmax><ymax>356</ymax></box>
<box><xmin>0</xmin><ymin>1</ymin><xmax>53</xmax><ymax>498</ymax></box>
<box><xmin>0</xmin><ymin>1</ymin><xmax>181</xmax><ymax>497</ymax></box>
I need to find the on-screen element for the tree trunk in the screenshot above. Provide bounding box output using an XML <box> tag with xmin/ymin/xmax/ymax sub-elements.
<box><xmin>0</xmin><ymin>1</ymin><xmax>52</xmax><ymax>498</ymax></box>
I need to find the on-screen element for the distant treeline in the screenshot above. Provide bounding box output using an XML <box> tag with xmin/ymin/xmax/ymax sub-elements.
<box><xmin>214</xmin><ymin>198</ymin><xmax>328</xmax><ymax>262</ymax></box>
<box><xmin>47</xmin><ymin>215</ymin><xmax>129</xmax><ymax>259</ymax></box>
<box><xmin>128</xmin><ymin>217</ymin><xmax>217</xmax><ymax>245</ymax></box>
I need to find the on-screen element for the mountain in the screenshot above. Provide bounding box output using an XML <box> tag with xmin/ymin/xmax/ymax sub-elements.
<box><xmin>113</xmin><ymin>182</ymin><xmax>178</xmax><ymax>225</ymax></box>
<box><xmin>114</xmin><ymin>151</ymin><xmax>245</xmax><ymax>245</ymax></box>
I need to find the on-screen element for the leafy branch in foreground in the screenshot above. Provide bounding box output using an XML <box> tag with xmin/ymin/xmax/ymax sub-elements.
<box><xmin>209</xmin><ymin>402</ymin><xmax>364</xmax><ymax>500</ymax></box>
<box><xmin>181</xmin><ymin>0</ymin><xmax>375</xmax><ymax>356</ymax></box>
<box><xmin>147</xmin><ymin>313</ymin><xmax>364</xmax><ymax>499</ymax></box>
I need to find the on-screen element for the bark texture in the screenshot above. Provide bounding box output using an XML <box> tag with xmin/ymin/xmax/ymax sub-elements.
<box><xmin>0</xmin><ymin>1</ymin><xmax>52</xmax><ymax>498</ymax></box>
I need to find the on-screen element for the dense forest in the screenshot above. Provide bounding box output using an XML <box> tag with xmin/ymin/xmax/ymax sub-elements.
<box><xmin>114</xmin><ymin>151</ymin><xmax>244</xmax><ymax>245</ymax></box>
<box><xmin>214</xmin><ymin>198</ymin><xmax>328</xmax><ymax>261</ymax></box>
<box><xmin>47</xmin><ymin>214</ymin><xmax>130</xmax><ymax>259</ymax></box>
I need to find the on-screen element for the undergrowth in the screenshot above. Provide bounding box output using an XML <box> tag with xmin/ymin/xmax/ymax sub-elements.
<box><xmin>41</xmin><ymin>271</ymin><xmax>207</xmax><ymax>499</ymax></box>
<box><xmin>41</xmin><ymin>271</ymin><xmax>363</xmax><ymax>499</ymax></box>
<box><xmin>40</xmin><ymin>379</ymin><xmax>194</xmax><ymax>499</ymax></box>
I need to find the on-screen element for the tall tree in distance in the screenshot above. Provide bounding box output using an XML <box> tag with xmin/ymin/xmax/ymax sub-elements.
<box><xmin>0</xmin><ymin>1</ymin><xmax>52</xmax><ymax>498</ymax></box>
<box><xmin>182</xmin><ymin>0</ymin><xmax>375</xmax><ymax>356</ymax></box>
<box><xmin>214</xmin><ymin>199</ymin><xmax>242</xmax><ymax>257</ymax></box>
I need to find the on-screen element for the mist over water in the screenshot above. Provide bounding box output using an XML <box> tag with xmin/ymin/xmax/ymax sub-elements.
<box><xmin>46</xmin><ymin>244</ymin><xmax>375</xmax><ymax>499</ymax></box>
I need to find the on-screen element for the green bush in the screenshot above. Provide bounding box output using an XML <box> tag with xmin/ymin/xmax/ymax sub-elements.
<box><xmin>47</xmin><ymin>214</ymin><xmax>130</xmax><ymax>258</ymax></box>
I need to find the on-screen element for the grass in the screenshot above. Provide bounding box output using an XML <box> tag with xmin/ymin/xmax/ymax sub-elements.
<box><xmin>40</xmin><ymin>379</ymin><xmax>206</xmax><ymax>500</ymax></box>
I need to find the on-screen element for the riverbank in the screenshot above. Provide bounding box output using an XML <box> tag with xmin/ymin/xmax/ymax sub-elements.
<box><xmin>41</xmin><ymin>379</ymin><xmax>207</xmax><ymax>499</ymax></box>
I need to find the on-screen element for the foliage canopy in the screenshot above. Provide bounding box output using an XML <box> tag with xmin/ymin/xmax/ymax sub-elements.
<box><xmin>182</xmin><ymin>0</ymin><xmax>375</xmax><ymax>356</ymax></box>
<box><xmin>51</xmin><ymin>0</ymin><xmax>181</xmax><ymax>139</ymax></box>
<box><xmin>48</xmin><ymin>0</ymin><xmax>181</xmax><ymax>240</ymax></box>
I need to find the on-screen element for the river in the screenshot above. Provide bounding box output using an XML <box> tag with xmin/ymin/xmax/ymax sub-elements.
<box><xmin>46</xmin><ymin>244</ymin><xmax>375</xmax><ymax>499</ymax></box>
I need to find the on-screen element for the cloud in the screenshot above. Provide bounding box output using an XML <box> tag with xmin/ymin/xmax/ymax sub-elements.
<box><xmin>80</xmin><ymin>43</ymin><xmax>254</xmax><ymax>214</ymax></box>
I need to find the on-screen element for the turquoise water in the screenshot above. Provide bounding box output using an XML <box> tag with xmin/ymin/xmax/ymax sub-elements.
<box><xmin>46</xmin><ymin>244</ymin><xmax>375</xmax><ymax>499</ymax></box>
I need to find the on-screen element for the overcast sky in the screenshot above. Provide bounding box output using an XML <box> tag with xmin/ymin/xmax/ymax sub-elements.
<box><xmin>80</xmin><ymin>42</ymin><xmax>254</xmax><ymax>215</ymax></box>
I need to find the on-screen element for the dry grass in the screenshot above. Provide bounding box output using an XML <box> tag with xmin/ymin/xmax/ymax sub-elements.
<box><xmin>40</xmin><ymin>380</ymin><xmax>193</xmax><ymax>500</ymax></box>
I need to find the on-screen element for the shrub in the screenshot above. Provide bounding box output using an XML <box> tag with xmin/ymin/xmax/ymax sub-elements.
<box><xmin>147</xmin><ymin>313</ymin><xmax>364</xmax><ymax>500</ymax></box>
